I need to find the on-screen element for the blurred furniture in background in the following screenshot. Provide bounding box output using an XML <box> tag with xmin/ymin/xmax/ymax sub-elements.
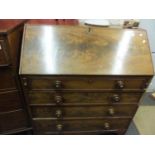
<box><xmin>27</xmin><ymin>19</ymin><xmax>79</xmax><ymax>25</ymax></box>
<box><xmin>0</xmin><ymin>20</ymin><xmax>32</xmax><ymax>134</ymax></box>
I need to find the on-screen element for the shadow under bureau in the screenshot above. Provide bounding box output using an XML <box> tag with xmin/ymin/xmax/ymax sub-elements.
<box><xmin>19</xmin><ymin>25</ymin><xmax>154</xmax><ymax>135</ymax></box>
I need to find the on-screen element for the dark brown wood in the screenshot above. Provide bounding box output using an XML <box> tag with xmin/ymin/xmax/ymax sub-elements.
<box><xmin>0</xmin><ymin>90</ymin><xmax>22</xmax><ymax>112</ymax></box>
<box><xmin>0</xmin><ymin>109</ymin><xmax>28</xmax><ymax>133</ymax></box>
<box><xmin>28</xmin><ymin>91</ymin><xmax>142</xmax><ymax>105</ymax></box>
<box><xmin>0</xmin><ymin>20</ymin><xmax>28</xmax><ymax>34</ymax></box>
<box><xmin>0</xmin><ymin>20</ymin><xmax>31</xmax><ymax>134</ymax></box>
<box><xmin>36</xmin><ymin>128</ymin><xmax>126</xmax><ymax>135</ymax></box>
<box><xmin>30</xmin><ymin>104</ymin><xmax>138</xmax><ymax>118</ymax></box>
<box><xmin>19</xmin><ymin>25</ymin><xmax>154</xmax><ymax>76</ymax></box>
<box><xmin>0</xmin><ymin>39</ymin><xmax>10</xmax><ymax>66</ymax></box>
<box><xmin>0</xmin><ymin>68</ymin><xmax>16</xmax><ymax>90</ymax></box>
<box><xmin>32</xmin><ymin>118</ymin><xmax>131</xmax><ymax>134</ymax></box>
<box><xmin>20</xmin><ymin>25</ymin><xmax>154</xmax><ymax>135</ymax></box>
<box><xmin>21</xmin><ymin>76</ymin><xmax>151</xmax><ymax>91</ymax></box>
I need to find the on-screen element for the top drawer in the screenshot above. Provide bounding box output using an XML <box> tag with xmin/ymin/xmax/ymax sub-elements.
<box><xmin>21</xmin><ymin>76</ymin><xmax>151</xmax><ymax>91</ymax></box>
<box><xmin>0</xmin><ymin>39</ymin><xmax>10</xmax><ymax>67</ymax></box>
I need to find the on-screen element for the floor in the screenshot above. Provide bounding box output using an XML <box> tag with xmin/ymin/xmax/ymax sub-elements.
<box><xmin>126</xmin><ymin>53</ymin><xmax>155</xmax><ymax>135</ymax></box>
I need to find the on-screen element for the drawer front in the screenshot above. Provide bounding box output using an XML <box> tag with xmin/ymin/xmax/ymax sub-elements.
<box><xmin>0</xmin><ymin>110</ymin><xmax>28</xmax><ymax>133</ymax></box>
<box><xmin>0</xmin><ymin>69</ymin><xmax>16</xmax><ymax>90</ymax></box>
<box><xmin>0</xmin><ymin>40</ymin><xmax>10</xmax><ymax>66</ymax></box>
<box><xmin>0</xmin><ymin>90</ymin><xmax>22</xmax><ymax>113</ymax></box>
<box><xmin>33</xmin><ymin>118</ymin><xmax>131</xmax><ymax>133</ymax></box>
<box><xmin>22</xmin><ymin>76</ymin><xmax>150</xmax><ymax>90</ymax></box>
<box><xmin>28</xmin><ymin>91</ymin><xmax>142</xmax><ymax>105</ymax></box>
<box><xmin>31</xmin><ymin>104</ymin><xmax>138</xmax><ymax>118</ymax></box>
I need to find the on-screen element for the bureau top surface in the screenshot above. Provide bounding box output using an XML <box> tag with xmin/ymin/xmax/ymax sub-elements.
<box><xmin>19</xmin><ymin>25</ymin><xmax>154</xmax><ymax>76</ymax></box>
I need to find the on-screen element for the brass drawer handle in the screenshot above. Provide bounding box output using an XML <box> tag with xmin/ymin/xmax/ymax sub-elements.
<box><xmin>112</xmin><ymin>94</ymin><xmax>120</xmax><ymax>102</ymax></box>
<box><xmin>0</xmin><ymin>43</ymin><xmax>2</xmax><ymax>50</ymax></box>
<box><xmin>116</xmin><ymin>80</ymin><xmax>125</xmax><ymax>89</ymax></box>
<box><xmin>55</xmin><ymin>96</ymin><xmax>63</xmax><ymax>105</ymax></box>
<box><xmin>56</xmin><ymin>124</ymin><xmax>63</xmax><ymax>131</ymax></box>
<box><xmin>55</xmin><ymin>109</ymin><xmax>62</xmax><ymax>118</ymax></box>
<box><xmin>108</xmin><ymin>108</ymin><xmax>115</xmax><ymax>116</ymax></box>
<box><xmin>55</xmin><ymin>80</ymin><xmax>62</xmax><ymax>89</ymax></box>
<box><xmin>104</xmin><ymin>122</ymin><xmax>110</xmax><ymax>130</ymax></box>
<box><xmin>22</xmin><ymin>78</ymin><xmax>28</xmax><ymax>87</ymax></box>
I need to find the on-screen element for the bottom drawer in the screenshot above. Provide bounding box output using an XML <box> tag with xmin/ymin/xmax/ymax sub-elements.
<box><xmin>0</xmin><ymin>109</ymin><xmax>29</xmax><ymax>133</ymax></box>
<box><xmin>33</xmin><ymin>118</ymin><xmax>131</xmax><ymax>134</ymax></box>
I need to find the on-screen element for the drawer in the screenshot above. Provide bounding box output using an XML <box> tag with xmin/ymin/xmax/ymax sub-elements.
<box><xmin>28</xmin><ymin>91</ymin><xmax>142</xmax><ymax>105</ymax></box>
<box><xmin>31</xmin><ymin>104</ymin><xmax>138</xmax><ymax>118</ymax></box>
<box><xmin>33</xmin><ymin>118</ymin><xmax>131</xmax><ymax>133</ymax></box>
<box><xmin>22</xmin><ymin>76</ymin><xmax>150</xmax><ymax>90</ymax></box>
<box><xmin>0</xmin><ymin>109</ymin><xmax>29</xmax><ymax>133</ymax></box>
<box><xmin>0</xmin><ymin>39</ymin><xmax>10</xmax><ymax>66</ymax></box>
<box><xmin>0</xmin><ymin>68</ymin><xmax>16</xmax><ymax>90</ymax></box>
<box><xmin>0</xmin><ymin>90</ymin><xmax>22</xmax><ymax>113</ymax></box>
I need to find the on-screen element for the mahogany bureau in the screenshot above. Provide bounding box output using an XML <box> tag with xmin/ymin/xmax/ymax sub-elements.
<box><xmin>19</xmin><ymin>25</ymin><xmax>154</xmax><ymax>135</ymax></box>
<box><xmin>0</xmin><ymin>20</ymin><xmax>31</xmax><ymax>134</ymax></box>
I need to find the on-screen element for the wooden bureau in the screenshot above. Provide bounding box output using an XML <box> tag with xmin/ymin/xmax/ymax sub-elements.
<box><xmin>19</xmin><ymin>25</ymin><xmax>154</xmax><ymax>135</ymax></box>
<box><xmin>0</xmin><ymin>20</ymin><xmax>31</xmax><ymax>134</ymax></box>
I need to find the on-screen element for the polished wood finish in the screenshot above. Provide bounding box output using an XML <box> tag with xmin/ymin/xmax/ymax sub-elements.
<box><xmin>20</xmin><ymin>25</ymin><xmax>154</xmax><ymax>135</ymax></box>
<box><xmin>28</xmin><ymin>91</ymin><xmax>142</xmax><ymax>105</ymax></box>
<box><xmin>21</xmin><ymin>76</ymin><xmax>151</xmax><ymax>91</ymax></box>
<box><xmin>33</xmin><ymin>118</ymin><xmax>131</xmax><ymax>134</ymax></box>
<box><xmin>0</xmin><ymin>20</ymin><xmax>31</xmax><ymax>134</ymax></box>
<box><xmin>20</xmin><ymin>25</ymin><xmax>154</xmax><ymax>75</ymax></box>
<box><xmin>31</xmin><ymin>104</ymin><xmax>138</xmax><ymax>118</ymax></box>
